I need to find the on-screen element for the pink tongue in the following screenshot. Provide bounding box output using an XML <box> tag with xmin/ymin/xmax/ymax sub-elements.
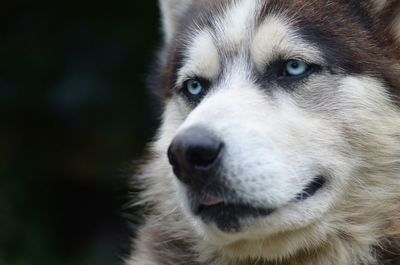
<box><xmin>202</xmin><ymin>198</ymin><xmax>224</xmax><ymax>206</ymax></box>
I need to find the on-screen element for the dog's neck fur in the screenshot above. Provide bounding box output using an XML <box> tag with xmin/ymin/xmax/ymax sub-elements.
<box><xmin>206</xmin><ymin>235</ymin><xmax>399</xmax><ymax>265</ymax></box>
<box><xmin>146</xmin><ymin>233</ymin><xmax>400</xmax><ymax>265</ymax></box>
<box><xmin>139</xmin><ymin>224</ymin><xmax>400</xmax><ymax>265</ymax></box>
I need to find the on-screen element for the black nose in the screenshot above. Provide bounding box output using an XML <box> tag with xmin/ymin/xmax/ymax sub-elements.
<box><xmin>168</xmin><ymin>126</ymin><xmax>223</xmax><ymax>185</ymax></box>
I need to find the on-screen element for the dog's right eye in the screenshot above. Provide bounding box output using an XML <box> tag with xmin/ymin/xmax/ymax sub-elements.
<box><xmin>181</xmin><ymin>78</ymin><xmax>210</xmax><ymax>103</ymax></box>
<box><xmin>186</xmin><ymin>79</ymin><xmax>203</xmax><ymax>96</ymax></box>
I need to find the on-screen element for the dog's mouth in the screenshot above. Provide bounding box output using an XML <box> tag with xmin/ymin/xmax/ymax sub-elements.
<box><xmin>195</xmin><ymin>200</ymin><xmax>275</xmax><ymax>232</ymax></box>
<box><xmin>294</xmin><ymin>175</ymin><xmax>326</xmax><ymax>201</ymax></box>
<box><xmin>190</xmin><ymin>176</ymin><xmax>326</xmax><ymax>232</ymax></box>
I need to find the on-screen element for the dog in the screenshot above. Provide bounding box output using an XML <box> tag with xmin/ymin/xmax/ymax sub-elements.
<box><xmin>127</xmin><ymin>0</ymin><xmax>400</xmax><ymax>264</ymax></box>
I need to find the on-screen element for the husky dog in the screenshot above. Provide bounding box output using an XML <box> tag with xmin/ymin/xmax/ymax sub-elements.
<box><xmin>128</xmin><ymin>0</ymin><xmax>400</xmax><ymax>264</ymax></box>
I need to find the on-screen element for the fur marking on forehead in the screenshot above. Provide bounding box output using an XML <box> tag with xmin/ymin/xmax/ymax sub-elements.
<box><xmin>251</xmin><ymin>16</ymin><xmax>323</xmax><ymax>71</ymax></box>
<box><xmin>178</xmin><ymin>30</ymin><xmax>220</xmax><ymax>84</ymax></box>
<box><xmin>213</xmin><ymin>0</ymin><xmax>258</xmax><ymax>46</ymax></box>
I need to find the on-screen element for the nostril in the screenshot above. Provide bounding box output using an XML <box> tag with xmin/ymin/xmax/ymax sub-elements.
<box><xmin>186</xmin><ymin>143</ymin><xmax>223</xmax><ymax>168</ymax></box>
<box><xmin>167</xmin><ymin>145</ymin><xmax>177</xmax><ymax>167</ymax></box>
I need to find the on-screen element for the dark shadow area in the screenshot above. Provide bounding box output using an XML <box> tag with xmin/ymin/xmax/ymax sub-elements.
<box><xmin>0</xmin><ymin>1</ymin><xmax>160</xmax><ymax>264</ymax></box>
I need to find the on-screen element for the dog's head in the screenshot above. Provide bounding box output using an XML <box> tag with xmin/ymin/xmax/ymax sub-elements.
<box><xmin>151</xmin><ymin>0</ymin><xmax>400</xmax><ymax>260</ymax></box>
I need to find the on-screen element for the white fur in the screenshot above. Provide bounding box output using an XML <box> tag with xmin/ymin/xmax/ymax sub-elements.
<box><xmin>215</xmin><ymin>0</ymin><xmax>257</xmax><ymax>46</ymax></box>
<box><xmin>177</xmin><ymin>30</ymin><xmax>221</xmax><ymax>85</ymax></box>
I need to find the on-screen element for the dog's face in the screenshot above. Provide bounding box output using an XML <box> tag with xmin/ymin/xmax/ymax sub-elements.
<box><xmin>153</xmin><ymin>0</ymin><xmax>400</xmax><ymax>260</ymax></box>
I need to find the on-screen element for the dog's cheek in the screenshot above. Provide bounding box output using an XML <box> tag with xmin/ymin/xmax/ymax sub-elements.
<box><xmin>332</xmin><ymin>75</ymin><xmax>400</xmax><ymax>148</ymax></box>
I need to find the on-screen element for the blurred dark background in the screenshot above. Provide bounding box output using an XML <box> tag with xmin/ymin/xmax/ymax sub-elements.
<box><xmin>0</xmin><ymin>1</ymin><xmax>160</xmax><ymax>264</ymax></box>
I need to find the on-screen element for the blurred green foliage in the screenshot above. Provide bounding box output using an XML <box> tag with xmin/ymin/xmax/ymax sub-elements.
<box><xmin>0</xmin><ymin>1</ymin><xmax>160</xmax><ymax>264</ymax></box>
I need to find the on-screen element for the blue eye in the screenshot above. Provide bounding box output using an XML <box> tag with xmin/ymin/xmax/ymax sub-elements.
<box><xmin>186</xmin><ymin>79</ymin><xmax>203</xmax><ymax>96</ymax></box>
<box><xmin>183</xmin><ymin>79</ymin><xmax>209</xmax><ymax>100</ymax></box>
<box><xmin>285</xmin><ymin>60</ymin><xmax>310</xmax><ymax>76</ymax></box>
<box><xmin>181</xmin><ymin>78</ymin><xmax>210</xmax><ymax>103</ymax></box>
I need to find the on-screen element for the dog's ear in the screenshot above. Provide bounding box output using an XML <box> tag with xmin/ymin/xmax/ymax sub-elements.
<box><xmin>159</xmin><ymin>0</ymin><xmax>194</xmax><ymax>44</ymax></box>
<box><xmin>368</xmin><ymin>0</ymin><xmax>400</xmax><ymax>42</ymax></box>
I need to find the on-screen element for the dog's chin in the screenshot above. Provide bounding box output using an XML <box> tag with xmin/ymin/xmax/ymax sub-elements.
<box><xmin>220</xmin><ymin>222</ymin><xmax>327</xmax><ymax>261</ymax></box>
<box><xmin>192</xmin><ymin>200</ymin><xmax>330</xmax><ymax>261</ymax></box>
<box><xmin>193</xmin><ymin>213</ymin><xmax>328</xmax><ymax>261</ymax></box>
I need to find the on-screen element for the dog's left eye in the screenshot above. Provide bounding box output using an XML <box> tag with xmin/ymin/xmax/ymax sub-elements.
<box><xmin>284</xmin><ymin>60</ymin><xmax>310</xmax><ymax>77</ymax></box>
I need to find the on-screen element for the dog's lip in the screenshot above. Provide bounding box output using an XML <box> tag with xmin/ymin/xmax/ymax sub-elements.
<box><xmin>201</xmin><ymin>198</ymin><xmax>224</xmax><ymax>206</ymax></box>
<box><xmin>295</xmin><ymin>175</ymin><xmax>326</xmax><ymax>201</ymax></box>
<box><xmin>194</xmin><ymin>199</ymin><xmax>275</xmax><ymax>232</ymax></box>
<box><xmin>187</xmin><ymin>176</ymin><xmax>326</xmax><ymax>232</ymax></box>
<box><xmin>196</xmin><ymin>201</ymin><xmax>274</xmax><ymax>215</ymax></box>
<box><xmin>193</xmin><ymin>197</ymin><xmax>225</xmax><ymax>215</ymax></box>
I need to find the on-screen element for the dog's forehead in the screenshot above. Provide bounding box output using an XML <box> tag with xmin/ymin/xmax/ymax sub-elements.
<box><xmin>174</xmin><ymin>0</ymin><xmax>377</xmax><ymax>69</ymax></box>
<box><xmin>175</xmin><ymin>0</ymin><xmax>364</xmax><ymax>80</ymax></box>
<box><xmin>179</xmin><ymin>0</ymin><xmax>371</xmax><ymax>59</ymax></box>
<box><xmin>182</xmin><ymin>0</ymin><xmax>372</xmax><ymax>42</ymax></box>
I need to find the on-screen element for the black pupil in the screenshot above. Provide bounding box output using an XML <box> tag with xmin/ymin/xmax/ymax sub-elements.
<box><xmin>191</xmin><ymin>81</ymin><xmax>200</xmax><ymax>91</ymax></box>
<box><xmin>290</xmin><ymin>61</ymin><xmax>299</xmax><ymax>69</ymax></box>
